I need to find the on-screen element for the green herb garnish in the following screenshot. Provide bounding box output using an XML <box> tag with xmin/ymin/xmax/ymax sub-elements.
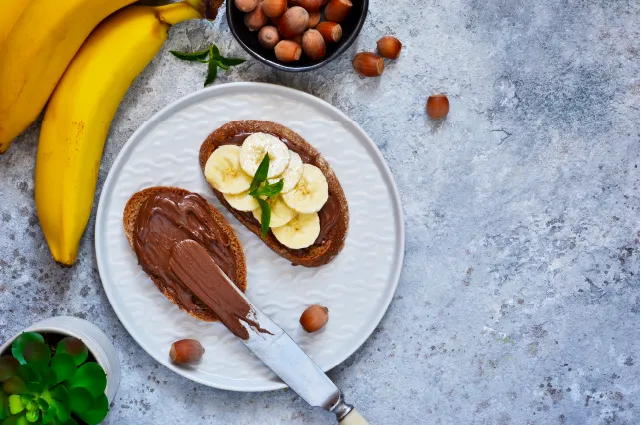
<box><xmin>249</xmin><ymin>154</ymin><xmax>284</xmax><ymax>236</ymax></box>
<box><xmin>170</xmin><ymin>43</ymin><xmax>246</xmax><ymax>87</ymax></box>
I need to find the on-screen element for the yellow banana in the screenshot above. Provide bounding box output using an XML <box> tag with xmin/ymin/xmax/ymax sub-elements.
<box><xmin>0</xmin><ymin>0</ymin><xmax>33</xmax><ymax>49</ymax></box>
<box><xmin>35</xmin><ymin>2</ymin><xmax>207</xmax><ymax>265</ymax></box>
<box><xmin>0</xmin><ymin>0</ymin><xmax>138</xmax><ymax>153</ymax></box>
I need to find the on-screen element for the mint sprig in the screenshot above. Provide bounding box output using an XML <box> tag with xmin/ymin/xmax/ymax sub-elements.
<box><xmin>249</xmin><ymin>154</ymin><xmax>283</xmax><ymax>236</ymax></box>
<box><xmin>170</xmin><ymin>43</ymin><xmax>246</xmax><ymax>87</ymax></box>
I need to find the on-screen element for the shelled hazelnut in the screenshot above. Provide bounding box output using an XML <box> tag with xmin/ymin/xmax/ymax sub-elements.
<box><xmin>275</xmin><ymin>40</ymin><xmax>302</xmax><ymax>61</ymax></box>
<box><xmin>352</xmin><ymin>52</ymin><xmax>384</xmax><ymax>77</ymax></box>
<box><xmin>258</xmin><ymin>25</ymin><xmax>280</xmax><ymax>49</ymax></box>
<box><xmin>244</xmin><ymin>2</ymin><xmax>269</xmax><ymax>31</ymax></box>
<box><xmin>324</xmin><ymin>0</ymin><xmax>352</xmax><ymax>22</ymax></box>
<box><xmin>278</xmin><ymin>6</ymin><xmax>309</xmax><ymax>38</ymax></box>
<box><xmin>300</xmin><ymin>305</ymin><xmax>329</xmax><ymax>333</ymax></box>
<box><xmin>377</xmin><ymin>36</ymin><xmax>402</xmax><ymax>59</ymax></box>
<box><xmin>302</xmin><ymin>29</ymin><xmax>326</xmax><ymax>60</ymax></box>
<box><xmin>316</xmin><ymin>21</ymin><xmax>342</xmax><ymax>43</ymax></box>
<box><xmin>426</xmin><ymin>94</ymin><xmax>450</xmax><ymax>119</ymax></box>
<box><xmin>262</xmin><ymin>0</ymin><xmax>287</xmax><ymax>18</ymax></box>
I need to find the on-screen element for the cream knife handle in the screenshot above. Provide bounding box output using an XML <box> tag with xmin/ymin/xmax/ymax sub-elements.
<box><xmin>339</xmin><ymin>408</ymin><xmax>369</xmax><ymax>425</ymax></box>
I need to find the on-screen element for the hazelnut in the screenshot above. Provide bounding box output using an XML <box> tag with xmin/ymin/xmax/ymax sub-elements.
<box><xmin>307</xmin><ymin>10</ymin><xmax>321</xmax><ymax>28</ymax></box>
<box><xmin>235</xmin><ymin>0</ymin><xmax>258</xmax><ymax>12</ymax></box>
<box><xmin>300</xmin><ymin>305</ymin><xmax>329</xmax><ymax>333</ymax></box>
<box><xmin>296</xmin><ymin>0</ymin><xmax>323</xmax><ymax>11</ymax></box>
<box><xmin>169</xmin><ymin>339</ymin><xmax>204</xmax><ymax>364</ymax></box>
<box><xmin>278</xmin><ymin>6</ymin><xmax>309</xmax><ymax>38</ymax></box>
<box><xmin>258</xmin><ymin>25</ymin><xmax>280</xmax><ymax>49</ymax></box>
<box><xmin>426</xmin><ymin>94</ymin><xmax>449</xmax><ymax>119</ymax></box>
<box><xmin>316</xmin><ymin>21</ymin><xmax>343</xmax><ymax>43</ymax></box>
<box><xmin>270</xmin><ymin>15</ymin><xmax>281</xmax><ymax>26</ymax></box>
<box><xmin>302</xmin><ymin>29</ymin><xmax>326</xmax><ymax>60</ymax></box>
<box><xmin>262</xmin><ymin>0</ymin><xmax>287</xmax><ymax>17</ymax></box>
<box><xmin>244</xmin><ymin>2</ymin><xmax>269</xmax><ymax>31</ymax></box>
<box><xmin>316</xmin><ymin>21</ymin><xmax>342</xmax><ymax>43</ymax></box>
<box><xmin>274</xmin><ymin>40</ymin><xmax>302</xmax><ymax>61</ymax></box>
<box><xmin>377</xmin><ymin>36</ymin><xmax>402</xmax><ymax>59</ymax></box>
<box><xmin>324</xmin><ymin>0</ymin><xmax>352</xmax><ymax>22</ymax></box>
<box><xmin>352</xmin><ymin>52</ymin><xmax>384</xmax><ymax>77</ymax></box>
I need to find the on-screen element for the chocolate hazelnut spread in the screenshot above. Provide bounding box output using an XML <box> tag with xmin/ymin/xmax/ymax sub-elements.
<box><xmin>211</xmin><ymin>132</ymin><xmax>339</xmax><ymax>247</ymax></box>
<box><xmin>132</xmin><ymin>191</ymin><xmax>239</xmax><ymax>315</ymax></box>
<box><xmin>169</xmin><ymin>240</ymin><xmax>270</xmax><ymax>340</ymax></box>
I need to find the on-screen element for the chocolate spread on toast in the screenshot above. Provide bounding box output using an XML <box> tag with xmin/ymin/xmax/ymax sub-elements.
<box><xmin>133</xmin><ymin>192</ymin><xmax>238</xmax><ymax>313</ymax></box>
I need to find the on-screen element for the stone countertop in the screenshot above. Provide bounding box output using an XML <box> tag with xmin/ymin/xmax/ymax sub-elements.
<box><xmin>0</xmin><ymin>0</ymin><xmax>639</xmax><ymax>424</ymax></box>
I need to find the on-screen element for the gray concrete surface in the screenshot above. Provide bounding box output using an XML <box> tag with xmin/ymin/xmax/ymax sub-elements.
<box><xmin>1</xmin><ymin>0</ymin><xmax>639</xmax><ymax>423</ymax></box>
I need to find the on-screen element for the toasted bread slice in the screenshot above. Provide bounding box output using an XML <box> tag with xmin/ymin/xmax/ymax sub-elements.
<box><xmin>123</xmin><ymin>186</ymin><xmax>247</xmax><ymax>322</ymax></box>
<box><xmin>199</xmin><ymin>121</ymin><xmax>348</xmax><ymax>267</ymax></box>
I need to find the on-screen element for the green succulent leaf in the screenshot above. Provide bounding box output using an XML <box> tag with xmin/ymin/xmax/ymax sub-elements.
<box><xmin>56</xmin><ymin>338</ymin><xmax>88</xmax><ymax>367</ymax></box>
<box><xmin>50</xmin><ymin>354</ymin><xmax>75</xmax><ymax>385</ymax></box>
<box><xmin>64</xmin><ymin>363</ymin><xmax>106</xmax><ymax>399</ymax></box>
<box><xmin>0</xmin><ymin>358</ymin><xmax>20</xmax><ymax>382</ymax></box>
<box><xmin>61</xmin><ymin>418</ymin><xmax>77</xmax><ymax>425</ymax></box>
<box><xmin>17</xmin><ymin>366</ymin><xmax>39</xmax><ymax>385</ymax></box>
<box><xmin>22</xmin><ymin>342</ymin><xmax>50</xmax><ymax>368</ymax></box>
<box><xmin>24</xmin><ymin>410</ymin><xmax>37</xmax><ymax>423</ymax></box>
<box><xmin>1</xmin><ymin>414</ymin><xmax>29</xmax><ymax>425</ymax></box>
<box><xmin>53</xmin><ymin>401</ymin><xmax>69</xmax><ymax>423</ymax></box>
<box><xmin>68</xmin><ymin>387</ymin><xmax>92</xmax><ymax>414</ymax></box>
<box><xmin>36</xmin><ymin>399</ymin><xmax>47</xmax><ymax>413</ymax></box>
<box><xmin>7</xmin><ymin>396</ymin><xmax>24</xmax><ymax>415</ymax></box>
<box><xmin>17</xmin><ymin>396</ymin><xmax>32</xmax><ymax>407</ymax></box>
<box><xmin>37</xmin><ymin>368</ymin><xmax>56</xmax><ymax>390</ymax></box>
<box><xmin>2</xmin><ymin>377</ymin><xmax>26</xmax><ymax>395</ymax></box>
<box><xmin>24</xmin><ymin>382</ymin><xmax>42</xmax><ymax>395</ymax></box>
<box><xmin>11</xmin><ymin>334</ymin><xmax>44</xmax><ymax>365</ymax></box>
<box><xmin>41</xmin><ymin>405</ymin><xmax>55</xmax><ymax>424</ymax></box>
<box><xmin>74</xmin><ymin>394</ymin><xmax>108</xmax><ymax>425</ymax></box>
<box><xmin>170</xmin><ymin>48</ymin><xmax>210</xmax><ymax>61</ymax></box>
<box><xmin>0</xmin><ymin>391</ymin><xmax>9</xmax><ymax>419</ymax></box>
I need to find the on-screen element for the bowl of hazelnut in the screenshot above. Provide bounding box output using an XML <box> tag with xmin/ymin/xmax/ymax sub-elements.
<box><xmin>227</xmin><ymin>0</ymin><xmax>368</xmax><ymax>71</ymax></box>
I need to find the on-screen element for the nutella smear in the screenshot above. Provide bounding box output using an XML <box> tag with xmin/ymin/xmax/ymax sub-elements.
<box><xmin>169</xmin><ymin>240</ymin><xmax>270</xmax><ymax>340</ymax></box>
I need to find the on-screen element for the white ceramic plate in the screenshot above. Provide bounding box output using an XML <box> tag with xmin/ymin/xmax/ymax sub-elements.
<box><xmin>95</xmin><ymin>82</ymin><xmax>404</xmax><ymax>391</ymax></box>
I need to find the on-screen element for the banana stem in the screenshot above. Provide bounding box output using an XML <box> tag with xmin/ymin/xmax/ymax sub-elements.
<box><xmin>155</xmin><ymin>1</ymin><xmax>203</xmax><ymax>25</ymax></box>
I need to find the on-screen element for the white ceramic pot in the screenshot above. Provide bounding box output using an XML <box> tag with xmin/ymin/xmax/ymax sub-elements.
<box><xmin>0</xmin><ymin>316</ymin><xmax>121</xmax><ymax>401</ymax></box>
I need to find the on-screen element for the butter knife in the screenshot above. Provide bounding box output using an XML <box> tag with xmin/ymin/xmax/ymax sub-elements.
<box><xmin>169</xmin><ymin>240</ymin><xmax>369</xmax><ymax>425</ymax></box>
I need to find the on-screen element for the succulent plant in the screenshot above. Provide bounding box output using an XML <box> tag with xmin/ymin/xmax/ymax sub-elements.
<box><xmin>0</xmin><ymin>332</ymin><xmax>109</xmax><ymax>425</ymax></box>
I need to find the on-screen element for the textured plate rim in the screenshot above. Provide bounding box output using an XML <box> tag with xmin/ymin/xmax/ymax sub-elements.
<box><xmin>95</xmin><ymin>82</ymin><xmax>405</xmax><ymax>392</ymax></box>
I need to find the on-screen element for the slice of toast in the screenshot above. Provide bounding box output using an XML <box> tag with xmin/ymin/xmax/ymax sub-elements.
<box><xmin>199</xmin><ymin>121</ymin><xmax>348</xmax><ymax>267</ymax></box>
<box><xmin>123</xmin><ymin>186</ymin><xmax>247</xmax><ymax>322</ymax></box>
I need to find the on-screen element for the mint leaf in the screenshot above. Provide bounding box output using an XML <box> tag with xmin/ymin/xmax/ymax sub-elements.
<box><xmin>251</xmin><ymin>179</ymin><xmax>283</xmax><ymax>198</ymax></box>
<box><xmin>256</xmin><ymin>198</ymin><xmax>271</xmax><ymax>236</ymax></box>
<box><xmin>204</xmin><ymin>48</ymin><xmax>218</xmax><ymax>87</ymax></box>
<box><xmin>218</xmin><ymin>57</ymin><xmax>246</xmax><ymax>67</ymax></box>
<box><xmin>210</xmin><ymin>44</ymin><xmax>220</xmax><ymax>58</ymax></box>
<box><xmin>170</xmin><ymin>48</ymin><xmax>210</xmax><ymax>61</ymax></box>
<box><xmin>249</xmin><ymin>154</ymin><xmax>270</xmax><ymax>193</ymax></box>
<box><xmin>213</xmin><ymin>58</ymin><xmax>229</xmax><ymax>70</ymax></box>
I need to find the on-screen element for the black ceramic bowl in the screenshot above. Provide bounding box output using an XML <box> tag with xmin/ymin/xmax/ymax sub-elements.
<box><xmin>227</xmin><ymin>1</ymin><xmax>369</xmax><ymax>72</ymax></box>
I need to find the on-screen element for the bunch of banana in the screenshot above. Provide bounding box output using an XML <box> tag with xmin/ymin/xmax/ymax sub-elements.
<box><xmin>34</xmin><ymin>1</ymin><xmax>218</xmax><ymax>265</ymax></box>
<box><xmin>0</xmin><ymin>0</ymin><xmax>140</xmax><ymax>152</ymax></box>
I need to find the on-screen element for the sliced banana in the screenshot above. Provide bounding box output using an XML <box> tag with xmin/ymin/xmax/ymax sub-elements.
<box><xmin>204</xmin><ymin>145</ymin><xmax>253</xmax><ymax>194</ymax></box>
<box><xmin>268</xmin><ymin>151</ymin><xmax>303</xmax><ymax>194</ymax></box>
<box><xmin>272</xmin><ymin>213</ymin><xmax>320</xmax><ymax>249</ymax></box>
<box><xmin>282</xmin><ymin>164</ymin><xmax>329</xmax><ymax>213</ymax></box>
<box><xmin>239</xmin><ymin>133</ymin><xmax>290</xmax><ymax>178</ymax></box>
<box><xmin>223</xmin><ymin>191</ymin><xmax>259</xmax><ymax>212</ymax></box>
<box><xmin>252</xmin><ymin>196</ymin><xmax>296</xmax><ymax>228</ymax></box>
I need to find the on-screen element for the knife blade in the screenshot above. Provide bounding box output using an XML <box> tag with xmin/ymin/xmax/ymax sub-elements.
<box><xmin>169</xmin><ymin>239</ymin><xmax>369</xmax><ymax>424</ymax></box>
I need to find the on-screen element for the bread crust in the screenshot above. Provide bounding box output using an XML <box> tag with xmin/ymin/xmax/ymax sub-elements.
<box><xmin>123</xmin><ymin>186</ymin><xmax>247</xmax><ymax>322</ymax></box>
<box><xmin>199</xmin><ymin>120</ymin><xmax>348</xmax><ymax>267</ymax></box>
